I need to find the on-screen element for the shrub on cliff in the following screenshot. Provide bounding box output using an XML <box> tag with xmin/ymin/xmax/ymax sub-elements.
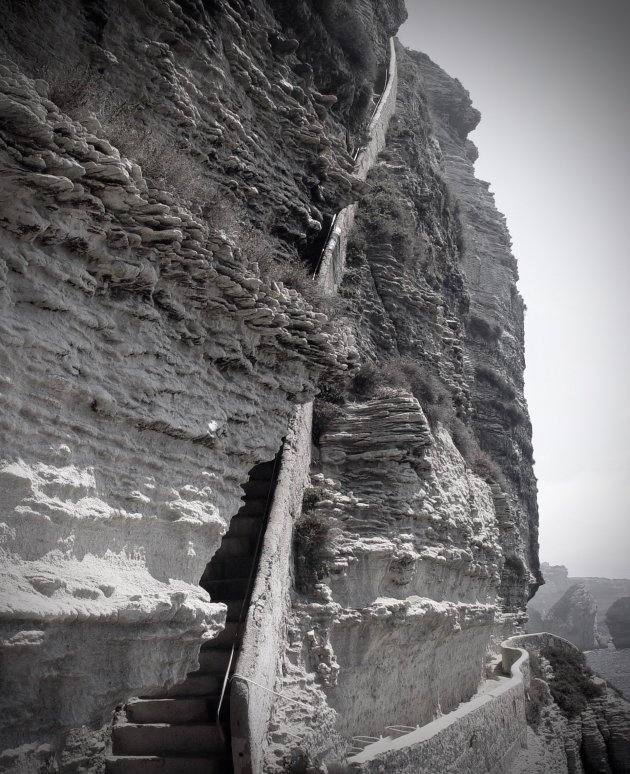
<box><xmin>347</xmin><ymin>357</ymin><xmax>450</xmax><ymax>410</ymax></box>
<box><xmin>450</xmin><ymin>420</ymin><xmax>510</xmax><ymax>491</ymax></box>
<box><xmin>103</xmin><ymin>113</ymin><xmax>203</xmax><ymax>202</ymax></box>
<box><xmin>41</xmin><ymin>63</ymin><xmax>100</xmax><ymax>115</ymax></box>
<box><xmin>541</xmin><ymin>645</ymin><xmax>604</xmax><ymax>717</ymax></box>
<box><xmin>255</xmin><ymin>250</ymin><xmax>348</xmax><ymax>321</ymax></box>
<box><xmin>468</xmin><ymin>313</ymin><xmax>502</xmax><ymax>342</ymax></box>
<box><xmin>294</xmin><ymin>487</ymin><xmax>331</xmax><ymax>593</ymax></box>
<box><xmin>312</xmin><ymin>372</ymin><xmax>347</xmax><ymax>445</ymax></box>
<box><xmin>315</xmin><ymin>0</ymin><xmax>376</xmax><ymax>78</ymax></box>
<box><xmin>475</xmin><ymin>364</ymin><xmax>516</xmax><ymax>399</ymax></box>
<box><xmin>524</xmin><ymin>653</ymin><xmax>551</xmax><ymax>728</ymax></box>
<box><xmin>312</xmin><ymin>399</ymin><xmax>343</xmax><ymax>446</ymax></box>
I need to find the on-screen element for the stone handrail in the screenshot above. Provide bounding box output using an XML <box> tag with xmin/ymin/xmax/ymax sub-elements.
<box><xmin>230</xmin><ymin>403</ymin><xmax>313</xmax><ymax>774</ymax></box>
<box><xmin>346</xmin><ymin>635</ymin><xmax>529</xmax><ymax>774</ymax></box>
<box><xmin>503</xmin><ymin>631</ymin><xmax>582</xmax><ymax>659</ymax></box>
<box><xmin>229</xmin><ymin>37</ymin><xmax>399</xmax><ymax>774</ymax></box>
<box><xmin>318</xmin><ymin>37</ymin><xmax>398</xmax><ymax>294</ymax></box>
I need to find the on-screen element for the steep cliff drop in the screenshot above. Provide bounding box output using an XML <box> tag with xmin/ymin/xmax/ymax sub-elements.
<box><xmin>1</xmin><ymin>2</ymin><xmax>628</xmax><ymax>774</ymax></box>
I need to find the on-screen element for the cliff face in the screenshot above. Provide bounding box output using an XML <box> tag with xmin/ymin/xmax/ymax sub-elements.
<box><xmin>264</xmin><ymin>42</ymin><xmax>540</xmax><ymax>770</ymax></box>
<box><xmin>0</xmin><ymin>0</ymin><xmax>404</xmax><ymax>766</ymax></box>
<box><xmin>411</xmin><ymin>52</ymin><xmax>541</xmax><ymax>610</ymax></box>
<box><xmin>0</xmin><ymin>2</ymin><xmax>545</xmax><ymax>772</ymax></box>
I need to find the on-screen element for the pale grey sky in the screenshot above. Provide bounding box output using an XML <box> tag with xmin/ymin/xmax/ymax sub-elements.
<box><xmin>399</xmin><ymin>0</ymin><xmax>630</xmax><ymax>579</ymax></box>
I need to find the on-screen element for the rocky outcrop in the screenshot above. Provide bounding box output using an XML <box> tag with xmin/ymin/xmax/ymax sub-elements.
<box><xmin>410</xmin><ymin>51</ymin><xmax>541</xmax><ymax>609</ymax></box>
<box><xmin>510</xmin><ymin>687</ymin><xmax>630</xmax><ymax>774</ymax></box>
<box><xmin>607</xmin><ymin>597</ymin><xmax>630</xmax><ymax>650</ymax></box>
<box><xmin>529</xmin><ymin>564</ymin><xmax>572</xmax><ymax>616</ymax></box>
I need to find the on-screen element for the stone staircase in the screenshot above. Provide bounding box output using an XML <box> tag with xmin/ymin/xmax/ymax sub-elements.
<box><xmin>106</xmin><ymin>459</ymin><xmax>278</xmax><ymax>774</ymax></box>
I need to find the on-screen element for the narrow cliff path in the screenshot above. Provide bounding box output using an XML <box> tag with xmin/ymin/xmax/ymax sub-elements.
<box><xmin>105</xmin><ymin>458</ymin><xmax>279</xmax><ymax>774</ymax></box>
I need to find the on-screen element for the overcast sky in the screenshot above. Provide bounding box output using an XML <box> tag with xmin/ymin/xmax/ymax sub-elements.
<box><xmin>399</xmin><ymin>0</ymin><xmax>630</xmax><ymax>579</ymax></box>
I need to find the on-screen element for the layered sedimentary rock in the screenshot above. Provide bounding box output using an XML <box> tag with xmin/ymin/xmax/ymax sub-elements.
<box><xmin>412</xmin><ymin>51</ymin><xmax>541</xmax><ymax>610</ymax></box>
<box><xmin>510</xmin><ymin>686</ymin><xmax>630</xmax><ymax>774</ymax></box>
<box><xmin>0</xmin><ymin>0</ymin><xmax>404</xmax><ymax>766</ymax></box>
<box><xmin>263</xmin><ymin>41</ymin><xmax>540</xmax><ymax>771</ymax></box>
<box><xmin>1</xmin><ymin>1</ymin><xmax>555</xmax><ymax>772</ymax></box>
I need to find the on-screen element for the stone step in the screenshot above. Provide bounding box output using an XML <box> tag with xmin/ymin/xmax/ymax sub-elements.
<box><xmin>112</xmin><ymin>723</ymin><xmax>226</xmax><ymax>757</ymax></box>
<box><xmin>248</xmin><ymin>461</ymin><xmax>275</xmax><ymax>480</ymax></box>
<box><xmin>105</xmin><ymin>756</ymin><xmax>230</xmax><ymax>774</ymax></box>
<box><xmin>213</xmin><ymin>535</ymin><xmax>254</xmax><ymax>558</ymax></box>
<box><xmin>235</xmin><ymin>497</ymin><xmax>268</xmax><ymax>518</ymax></box>
<box><xmin>197</xmin><ymin>647</ymin><xmax>236</xmax><ymax>674</ymax></box>
<box><xmin>202</xmin><ymin>621</ymin><xmax>241</xmax><ymax>649</ymax></box>
<box><xmin>126</xmin><ymin>697</ymin><xmax>218</xmax><ymax>725</ymax></box>
<box><xmin>225</xmin><ymin>597</ymin><xmax>246</xmax><ymax>622</ymax></box>
<box><xmin>163</xmin><ymin>672</ymin><xmax>221</xmax><ymax>698</ymax></box>
<box><xmin>204</xmin><ymin>577</ymin><xmax>250</xmax><ymax>601</ymax></box>
<box><xmin>226</xmin><ymin>515</ymin><xmax>262</xmax><ymax>538</ymax></box>
<box><xmin>202</xmin><ymin>555</ymin><xmax>256</xmax><ymax>583</ymax></box>
<box><xmin>240</xmin><ymin>479</ymin><xmax>273</xmax><ymax>499</ymax></box>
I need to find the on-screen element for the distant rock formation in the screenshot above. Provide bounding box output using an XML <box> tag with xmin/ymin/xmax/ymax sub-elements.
<box><xmin>533</xmin><ymin>584</ymin><xmax>599</xmax><ymax>650</ymax></box>
<box><xmin>528</xmin><ymin>563</ymin><xmax>630</xmax><ymax>647</ymax></box>
<box><xmin>607</xmin><ymin>597</ymin><xmax>630</xmax><ymax>649</ymax></box>
<box><xmin>528</xmin><ymin>563</ymin><xmax>570</xmax><ymax>616</ymax></box>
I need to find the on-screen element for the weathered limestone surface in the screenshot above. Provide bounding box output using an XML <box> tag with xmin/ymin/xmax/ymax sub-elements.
<box><xmin>0</xmin><ymin>0</ymin><xmax>407</xmax><ymax>767</ymax></box>
<box><xmin>0</xmin><ymin>2</ymin><xmax>570</xmax><ymax>772</ymax></box>
<box><xmin>264</xmin><ymin>414</ymin><xmax>503</xmax><ymax>769</ymax></box>
<box><xmin>263</xmin><ymin>42</ymin><xmax>538</xmax><ymax>771</ymax></box>
<box><xmin>411</xmin><ymin>51</ymin><xmax>541</xmax><ymax>609</ymax></box>
<box><xmin>231</xmin><ymin>36</ymin><xmax>401</xmax><ymax>774</ymax></box>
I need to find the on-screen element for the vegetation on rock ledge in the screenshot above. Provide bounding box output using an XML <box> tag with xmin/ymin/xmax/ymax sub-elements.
<box><xmin>540</xmin><ymin>645</ymin><xmax>604</xmax><ymax>717</ymax></box>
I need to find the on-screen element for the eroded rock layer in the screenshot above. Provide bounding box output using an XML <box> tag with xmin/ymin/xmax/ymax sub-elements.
<box><xmin>264</xmin><ymin>42</ymin><xmax>540</xmax><ymax>771</ymax></box>
<box><xmin>1</xmin><ymin>2</ymin><xmax>550</xmax><ymax>772</ymax></box>
<box><xmin>0</xmin><ymin>0</ymin><xmax>403</xmax><ymax>767</ymax></box>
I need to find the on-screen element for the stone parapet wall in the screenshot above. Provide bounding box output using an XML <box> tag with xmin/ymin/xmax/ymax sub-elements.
<box><xmin>230</xmin><ymin>403</ymin><xmax>313</xmax><ymax>774</ymax></box>
<box><xmin>505</xmin><ymin>631</ymin><xmax>581</xmax><ymax>660</ymax></box>
<box><xmin>318</xmin><ymin>38</ymin><xmax>398</xmax><ymax>294</ymax></box>
<box><xmin>230</xmin><ymin>37</ymin><xmax>399</xmax><ymax>774</ymax></box>
<box><xmin>347</xmin><ymin>636</ymin><xmax>528</xmax><ymax>774</ymax></box>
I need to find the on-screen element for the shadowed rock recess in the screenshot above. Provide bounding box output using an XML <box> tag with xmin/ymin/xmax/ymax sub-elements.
<box><xmin>1</xmin><ymin>1</ymin><xmax>628</xmax><ymax>773</ymax></box>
